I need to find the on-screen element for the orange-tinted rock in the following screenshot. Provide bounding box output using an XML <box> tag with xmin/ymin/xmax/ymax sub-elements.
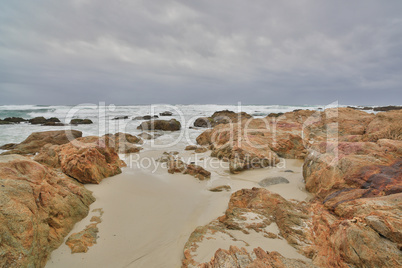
<box><xmin>364</xmin><ymin>110</ymin><xmax>402</xmax><ymax>141</ymax></box>
<box><xmin>166</xmin><ymin>155</ymin><xmax>211</xmax><ymax>180</ymax></box>
<box><xmin>199</xmin><ymin>246</ymin><xmax>315</xmax><ymax>268</ymax></box>
<box><xmin>194</xmin><ymin>110</ymin><xmax>252</xmax><ymax>128</ymax></box>
<box><xmin>1</xmin><ymin>130</ymin><xmax>82</xmax><ymax>155</ymax></box>
<box><xmin>0</xmin><ymin>155</ymin><xmax>95</xmax><ymax>267</ymax></box>
<box><xmin>35</xmin><ymin>136</ymin><xmax>124</xmax><ymax>184</ymax></box>
<box><xmin>104</xmin><ymin>132</ymin><xmax>143</xmax><ymax>154</ymax></box>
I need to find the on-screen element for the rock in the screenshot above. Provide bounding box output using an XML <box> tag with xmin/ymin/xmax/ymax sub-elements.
<box><xmin>166</xmin><ymin>155</ymin><xmax>211</xmax><ymax>180</ymax></box>
<box><xmin>159</xmin><ymin>111</ymin><xmax>173</xmax><ymax>116</ymax></box>
<box><xmin>185</xmin><ymin>145</ymin><xmax>208</xmax><ymax>153</ymax></box>
<box><xmin>112</xmin><ymin>116</ymin><xmax>129</xmax><ymax>120</ymax></box>
<box><xmin>364</xmin><ymin>110</ymin><xmax>402</xmax><ymax>141</ymax></box>
<box><xmin>1</xmin><ymin>130</ymin><xmax>82</xmax><ymax>155</ymax></box>
<box><xmin>133</xmin><ymin>115</ymin><xmax>158</xmax><ymax>120</ymax></box>
<box><xmin>209</xmin><ymin>185</ymin><xmax>231</xmax><ymax>192</ymax></box>
<box><xmin>29</xmin><ymin>116</ymin><xmax>48</xmax><ymax>124</ymax></box>
<box><xmin>193</xmin><ymin>110</ymin><xmax>253</xmax><ymax>128</ymax></box>
<box><xmin>267</xmin><ymin>112</ymin><xmax>284</xmax><ymax>117</ymax></box>
<box><xmin>258</xmin><ymin>176</ymin><xmax>289</xmax><ymax>187</ymax></box>
<box><xmin>0</xmin><ymin>143</ymin><xmax>16</xmax><ymax>150</ymax></box>
<box><xmin>373</xmin><ymin>105</ymin><xmax>402</xmax><ymax>111</ymax></box>
<box><xmin>34</xmin><ymin>136</ymin><xmax>125</xmax><ymax>184</ymax></box>
<box><xmin>3</xmin><ymin>117</ymin><xmax>27</xmax><ymax>123</ymax></box>
<box><xmin>65</xmin><ymin>223</ymin><xmax>99</xmax><ymax>253</ymax></box>
<box><xmin>137</xmin><ymin>119</ymin><xmax>181</xmax><ymax>131</ymax></box>
<box><xmin>0</xmin><ymin>120</ymin><xmax>12</xmax><ymax>125</ymax></box>
<box><xmin>70</xmin><ymin>119</ymin><xmax>93</xmax><ymax>125</ymax></box>
<box><xmin>65</xmin><ymin>208</ymin><xmax>103</xmax><ymax>254</ymax></box>
<box><xmin>0</xmin><ymin>155</ymin><xmax>95</xmax><ymax>267</ymax></box>
<box><xmin>47</xmin><ymin>117</ymin><xmax>61</xmax><ymax>123</ymax></box>
<box><xmin>194</xmin><ymin>117</ymin><xmax>211</xmax><ymax>128</ymax></box>
<box><xmin>183</xmin><ymin>164</ymin><xmax>211</xmax><ymax>180</ymax></box>
<box><xmin>195</xmin><ymin>147</ymin><xmax>208</xmax><ymax>153</ymax></box>
<box><xmin>105</xmin><ymin>132</ymin><xmax>143</xmax><ymax>154</ymax></box>
<box><xmin>185</xmin><ymin>145</ymin><xmax>198</xmax><ymax>150</ymax></box>
<box><xmin>198</xmin><ymin>246</ymin><xmax>315</xmax><ymax>268</ymax></box>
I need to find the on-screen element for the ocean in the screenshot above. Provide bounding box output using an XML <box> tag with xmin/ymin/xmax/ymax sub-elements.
<box><xmin>0</xmin><ymin>103</ymin><xmax>347</xmax><ymax>151</ymax></box>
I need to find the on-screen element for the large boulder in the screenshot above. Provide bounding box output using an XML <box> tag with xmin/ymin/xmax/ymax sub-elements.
<box><xmin>34</xmin><ymin>136</ymin><xmax>125</xmax><ymax>184</ymax></box>
<box><xmin>137</xmin><ymin>119</ymin><xmax>181</xmax><ymax>131</ymax></box>
<box><xmin>0</xmin><ymin>155</ymin><xmax>95</xmax><ymax>267</ymax></box>
<box><xmin>193</xmin><ymin>110</ymin><xmax>252</xmax><ymax>128</ymax></box>
<box><xmin>0</xmin><ymin>130</ymin><xmax>82</xmax><ymax>155</ymax></box>
<box><xmin>70</xmin><ymin>118</ymin><xmax>93</xmax><ymax>125</ymax></box>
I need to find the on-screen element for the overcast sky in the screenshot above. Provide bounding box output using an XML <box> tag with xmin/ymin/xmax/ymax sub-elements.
<box><xmin>0</xmin><ymin>0</ymin><xmax>401</xmax><ymax>105</ymax></box>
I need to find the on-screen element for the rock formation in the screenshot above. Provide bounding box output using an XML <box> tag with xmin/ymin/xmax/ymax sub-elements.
<box><xmin>35</xmin><ymin>136</ymin><xmax>125</xmax><ymax>184</ymax></box>
<box><xmin>137</xmin><ymin>119</ymin><xmax>181</xmax><ymax>131</ymax></box>
<box><xmin>0</xmin><ymin>155</ymin><xmax>95</xmax><ymax>267</ymax></box>
<box><xmin>0</xmin><ymin>130</ymin><xmax>82</xmax><ymax>155</ymax></box>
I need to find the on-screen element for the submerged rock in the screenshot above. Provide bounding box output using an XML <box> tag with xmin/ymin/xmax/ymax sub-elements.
<box><xmin>159</xmin><ymin>111</ymin><xmax>173</xmax><ymax>116</ymax></box>
<box><xmin>0</xmin><ymin>155</ymin><xmax>95</xmax><ymax>267</ymax></box>
<box><xmin>258</xmin><ymin>176</ymin><xmax>289</xmax><ymax>187</ymax></box>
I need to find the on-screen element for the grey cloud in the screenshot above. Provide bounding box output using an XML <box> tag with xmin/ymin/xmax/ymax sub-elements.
<box><xmin>0</xmin><ymin>0</ymin><xmax>401</xmax><ymax>105</ymax></box>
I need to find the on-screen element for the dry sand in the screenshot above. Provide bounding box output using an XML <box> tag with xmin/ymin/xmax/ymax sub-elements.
<box><xmin>46</xmin><ymin>149</ymin><xmax>311</xmax><ymax>268</ymax></box>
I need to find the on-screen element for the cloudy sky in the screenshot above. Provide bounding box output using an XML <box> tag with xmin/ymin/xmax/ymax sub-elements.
<box><xmin>0</xmin><ymin>0</ymin><xmax>401</xmax><ymax>105</ymax></box>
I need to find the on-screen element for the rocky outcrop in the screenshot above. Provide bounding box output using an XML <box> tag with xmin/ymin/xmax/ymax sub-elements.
<box><xmin>70</xmin><ymin>119</ymin><xmax>93</xmax><ymax>125</ymax></box>
<box><xmin>3</xmin><ymin>117</ymin><xmax>28</xmax><ymax>123</ymax></box>
<box><xmin>166</xmin><ymin>155</ymin><xmax>211</xmax><ymax>180</ymax></box>
<box><xmin>183</xmin><ymin>187</ymin><xmax>402</xmax><ymax>268</ymax></box>
<box><xmin>0</xmin><ymin>130</ymin><xmax>82</xmax><ymax>155</ymax></box>
<box><xmin>35</xmin><ymin>136</ymin><xmax>125</xmax><ymax>184</ymax></box>
<box><xmin>104</xmin><ymin>132</ymin><xmax>143</xmax><ymax>154</ymax></box>
<box><xmin>0</xmin><ymin>155</ymin><xmax>95</xmax><ymax>267</ymax></box>
<box><xmin>363</xmin><ymin>110</ymin><xmax>402</xmax><ymax>141</ymax></box>
<box><xmin>133</xmin><ymin>115</ymin><xmax>159</xmax><ymax>120</ymax></box>
<box><xmin>194</xmin><ymin>110</ymin><xmax>252</xmax><ymax>128</ymax></box>
<box><xmin>137</xmin><ymin>119</ymin><xmax>181</xmax><ymax>131</ymax></box>
<box><xmin>198</xmin><ymin>246</ymin><xmax>315</xmax><ymax>268</ymax></box>
<box><xmin>65</xmin><ymin>208</ymin><xmax>103</xmax><ymax>253</ymax></box>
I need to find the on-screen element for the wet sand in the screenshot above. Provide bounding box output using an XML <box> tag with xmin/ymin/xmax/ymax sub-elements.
<box><xmin>47</xmin><ymin>150</ymin><xmax>311</xmax><ymax>268</ymax></box>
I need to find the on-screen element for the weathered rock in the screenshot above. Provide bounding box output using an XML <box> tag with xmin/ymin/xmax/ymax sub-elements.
<box><xmin>29</xmin><ymin>116</ymin><xmax>47</xmax><ymax>124</ymax></box>
<box><xmin>47</xmin><ymin>117</ymin><xmax>61</xmax><ymax>123</ymax></box>
<box><xmin>166</xmin><ymin>155</ymin><xmax>211</xmax><ymax>180</ymax></box>
<box><xmin>194</xmin><ymin>110</ymin><xmax>253</xmax><ymax>128</ymax></box>
<box><xmin>35</xmin><ymin>136</ymin><xmax>125</xmax><ymax>184</ymax></box>
<box><xmin>185</xmin><ymin>145</ymin><xmax>198</xmax><ymax>151</ymax></box>
<box><xmin>3</xmin><ymin>117</ymin><xmax>27</xmax><ymax>123</ymax></box>
<box><xmin>137</xmin><ymin>119</ymin><xmax>181</xmax><ymax>131</ymax></box>
<box><xmin>0</xmin><ymin>120</ymin><xmax>12</xmax><ymax>125</ymax></box>
<box><xmin>42</xmin><ymin>122</ymin><xmax>65</xmax><ymax>126</ymax></box>
<box><xmin>195</xmin><ymin>147</ymin><xmax>208</xmax><ymax>153</ymax></box>
<box><xmin>258</xmin><ymin>176</ymin><xmax>289</xmax><ymax>187</ymax></box>
<box><xmin>364</xmin><ymin>110</ymin><xmax>402</xmax><ymax>141</ymax></box>
<box><xmin>0</xmin><ymin>143</ymin><xmax>17</xmax><ymax>150</ymax></box>
<box><xmin>198</xmin><ymin>246</ymin><xmax>315</xmax><ymax>268</ymax></box>
<box><xmin>159</xmin><ymin>111</ymin><xmax>173</xmax><ymax>116</ymax></box>
<box><xmin>373</xmin><ymin>105</ymin><xmax>402</xmax><ymax>111</ymax></box>
<box><xmin>0</xmin><ymin>155</ymin><xmax>95</xmax><ymax>267</ymax></box>
<box><xmin>1</xmin><ymin>130</ymin><xmax>82</xmax><ymax>155</ymax></box>
<box><xmin>70</xmin><ymin>118</ymin><xmax>93</xmax><ymax>125</ymax></box>
<box><xmin>65</xmin><ymin>208</ymin><xmax>103</xmax><ymax>253</ymax></box>
<box><xmin>209</xmin><ymin>185</ymin><xmax>231</xmax><ymax>192</ymax></box>
<box><xmin>105</xmin><ymin>132</ymin><xmax>143</xmax><ymax>154</ymax></box>
<box><xmin>183</xmin><ymin>164</ymin><xmax>211</xmax><ymax>180</ymax></box>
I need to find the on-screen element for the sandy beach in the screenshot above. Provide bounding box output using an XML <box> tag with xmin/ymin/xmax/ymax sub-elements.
<box><xmin>46</xmin><ymin>149</ymin><xmax>310</xmax><ymax>268</ymax></box>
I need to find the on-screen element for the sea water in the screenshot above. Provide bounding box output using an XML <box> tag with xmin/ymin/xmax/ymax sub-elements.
<box><xmin>0</xmin><ymin>104</ymin><xmax>345</xmax><ymax>152</ymax></box>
